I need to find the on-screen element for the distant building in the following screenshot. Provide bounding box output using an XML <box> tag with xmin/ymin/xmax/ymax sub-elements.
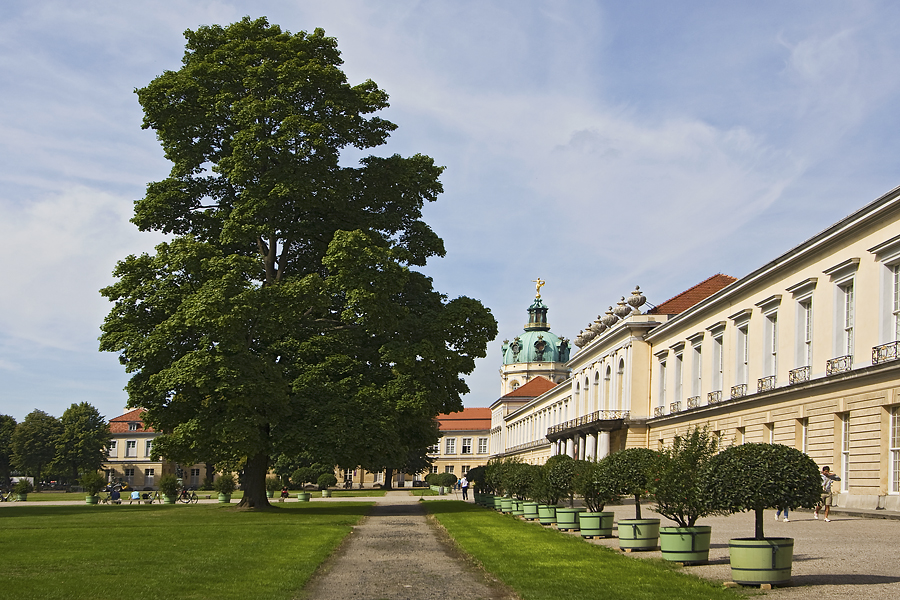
<box><xmin>427</xmin><ymin>407</ymin><xmax>492</xmax><ymax>478</ymax></box>
<box><xmin>102</xmin><ymin>409</ymin><xmax>206</xmax><ymax>490</ymax></box>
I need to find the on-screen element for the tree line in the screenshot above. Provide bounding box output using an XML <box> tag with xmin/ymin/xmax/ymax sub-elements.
<box><xmin>0</xmin><ymin>404</ymin><xmax>111</xmax><ymax>490</ymax></box>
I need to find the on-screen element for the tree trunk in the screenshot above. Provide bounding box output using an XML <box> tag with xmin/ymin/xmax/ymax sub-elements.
<box><xmin>755</xmin><ymin>508</ymin><xmax>765</xmax><ymax>540</ymax></box>
<box><xmin>634</xmin><ymin>494</ymin><xmax>642</xmax><ymax>519</ymax></box>
<box><xmin>237</xmin><ymin>452</ymin><xmax>272</xmax><ymax>509</ymax></box>
<box><xmin>382</xmin><ymin>468</ymin><xmax>393</xmax><ymax>490</ymax></box>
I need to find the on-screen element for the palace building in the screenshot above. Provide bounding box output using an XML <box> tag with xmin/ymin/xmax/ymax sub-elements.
<box><xmin>489</xmin><ymin>184</ymin><xmax>900</xmax><ymax>512</ymax></box>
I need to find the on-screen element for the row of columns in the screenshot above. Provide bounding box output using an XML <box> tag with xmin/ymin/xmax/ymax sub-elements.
<box><xmin>550</xmin><ymin>430</ymin><xmax>611</xmax><ymax>461</ymax></box>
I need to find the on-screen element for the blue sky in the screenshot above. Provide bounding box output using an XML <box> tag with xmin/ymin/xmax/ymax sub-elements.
<box><xmin>2</xmin><ymin>1</ymin><xmax>900</xmax><ymax>422</ymax></box>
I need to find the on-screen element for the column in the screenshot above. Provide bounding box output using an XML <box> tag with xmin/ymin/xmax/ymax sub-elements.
<box><xmin>585</xmin><ymin>433</ymin><xmax>597</xmax><ymax>461</ymax></box>
<box><xmin>598</xmin><ymin>430</ymin><xmax>611</xmax><ymax>459</ymax></box>
<box><xmin>578</xmin><ymin>435</ymin><xmax>586</xmax><ymax>460</ymax></box>
<box><xmin>566</xmin><ymin>437</ymin><xmax>575</xmax><ymax>458</ymax></box>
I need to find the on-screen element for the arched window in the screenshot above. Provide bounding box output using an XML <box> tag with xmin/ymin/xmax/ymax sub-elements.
<box><xmin>593</xmin><ymin>372</ymin><xmax>601</xmax><ymax>413</ymax></box>
<box><xmin>616</xmin><ymin>359</ymin><xmax>625</xmax><ymax>410</ymax></box>
<box><xmin>604</xmin><ymin>365</ymin><xmax>612</xmax><ymax>410</ymax></box>
<box><xmin>510</xmin><ymin>380</ymin><xmax>519</xmax><ymax>391</ymax></box>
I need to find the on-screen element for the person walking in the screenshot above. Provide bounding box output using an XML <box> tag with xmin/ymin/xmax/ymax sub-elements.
<box><xmin>814</xmin><ymin>465</ymin><xmax>841</xmax><ymax>522</ymax></box>
<box><xmin>775</xmin><ymin>506</ymin><xmax>789</xmax><ymax>522</ymax></box>
<box><xmin>459</xmin><ymin>475</ymin><xmax>469</xmax><ymax>500</ymax></box>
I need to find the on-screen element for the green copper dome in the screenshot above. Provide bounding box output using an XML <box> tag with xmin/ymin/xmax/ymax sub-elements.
<box><xmin>501</xmin><ymin>298</ymin><xmax>570</xmax><ymax>365</ymax></box>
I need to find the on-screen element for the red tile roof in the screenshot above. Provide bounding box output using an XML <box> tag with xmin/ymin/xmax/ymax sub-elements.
<box><xmin>502</xmin><ymin>375</ymin><xmax>557</xmax><ymax>399</ymax></box>
<box><xmin>109</xmin><ymin>408</ymin><xmax>154</xmax><ymax>433</ymax></box>
<box><xmin>647</xmin><ymin>274</ymin><xmax>737</xmax><ymax>316</ymax></box>
<box><xmin>436</xmin><ymin>407</ymin><xmax>491</xmax><ymax>432</ymax></box>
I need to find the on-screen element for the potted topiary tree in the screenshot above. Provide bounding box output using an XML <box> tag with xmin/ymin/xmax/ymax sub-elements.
<box><xmin>602</xmin><ymin>447</ymin><xmax>663</xmax><ymax>551</ymax></box>
<box><xmin>653</xmin><ymin>427</ymin><xmax>725</xmax><ymax>563</ymax></box>
<box><xmin>291</xmin><ymin>467</ymin><xmax>315</xmax><ymax>501</ymax></box>
<box><xmin>532</xmin><ymin>455</ymin><xmax>574</xmax><ymax>526</ymax></box>
<box><xmin>573</xmin><ymin>459</ymin><xmax>619</xmax><ymax>538</ymax></box>
<box><xmin>158</xmin><ymin>473</ymin><xmax>179</xmax><ymax>504</ymax></box>
<box><xmin>546</xmin><ymin>455</ymin><xmax>582</xmax><ymax>531</ymax></box>
<box><xmin>318</xmin><ymin>473</ymin><xmax>337</xmax><ymax>497</ymax></box>
<box><xmin>704</xmin><ymin>443</ymin><xmax>822</xmax><ymax>586</ymax></box>
<box><xmin>80</xmin><ymin>471</ymin><xmax>107</xmax><ymax>505</ymax></box>
<box><xmin>213</xmin><ymin>473</ymin><xmax>236</xmax><ymax>503</ymax></box>
<box><xmin>265</xmin><ymin>476</ymin><xmax>281</xmax><ymax>498</ymax></box>
<box><xmin>503</xmin><ymin>462</ymin><xmax>534</xmax><ymax>516</ymax></box>
<box><xmin>13</xmin><ymin>479</ymin><xmax>34</xmax><ymax>501</ymax></box>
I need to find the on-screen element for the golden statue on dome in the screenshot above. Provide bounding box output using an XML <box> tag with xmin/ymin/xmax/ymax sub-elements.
<box><xmin>533</xmin><ymin>277</ymin><xmax>545</xmax><ymax>298</ymax></box>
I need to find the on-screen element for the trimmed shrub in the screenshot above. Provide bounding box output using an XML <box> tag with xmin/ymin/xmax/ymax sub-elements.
<box><xmin>602</xmin><ymin>447</ymin><xmax>663</xmax><ymax>519</ymax></box>
<box><xmin>573</xmin><ymin>459</ymin><xmax>619</xmax><ymax>512</ymax></box>
<box><xmin>79</xmin><ymin>471</ymin><xmax>107</xmax><ymax>496</ymax></box>
<box><xmin>653</xmin><ymin>427</ymin><xmax>726</xmax><ymax>527</ymax></box>
<box><xmin>213</xmin><ymin>473</ymin><xmax>237</xmax><ymax>495</ymax></box>
<box><xmin>317</xmin><ymin>473</ymin><xmax>337</xmax><ymax>490</ymax></box>
<box><xmin>291</xmin><ymin>467</ymin><xmax>317</xmax><ymax>488</ymax></box>
<box><xmin>265</xmin><ymin>476</ymin><xmax>282</xmax><ymax>492</ymax></box>
<box><xmin>158</xmin><ymin>473</ymin><xmax>179</xmax><ymax>496</ymax></box>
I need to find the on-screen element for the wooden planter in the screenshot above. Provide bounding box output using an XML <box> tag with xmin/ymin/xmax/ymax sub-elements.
<box><xmin>296</xmin><ymin>492</ymin><xmax>311</xmax><ymax>502</ymax></box>
<box><xmin>556</xmin><ymin>507</ymin><xmax>585</xmax><ymax>531</ymax></box>
<box><xmin>617</xmin><ymin>518</ymin><xmax>660</xmax><ymax>551</ymax></box>
<box><xmin>522</xmin><ymin>502</ymin><xmax>539</xmax><ymax>520</ymax></box>
<box><xmin>537</xmin><ymin>504</ymin><xmax>557</xmax><ymax>525</ymax></box>
<box><xmin>578</xmin><ymin>511</ymin><xmax>614</xmax><ymax>538</ymax></box>
<box><xmin>659</xmin><ymin>526</ymin><xmax>712</xmax><ymax>564</ymax></box>
<box><xmin>728</xmin><ymin>537</ymin><xmax>794</xmax><ymax>586</ymax></box>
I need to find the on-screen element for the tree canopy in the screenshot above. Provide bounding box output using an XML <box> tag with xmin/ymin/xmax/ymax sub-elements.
<box><xmin>51</xmin><ymin>403</ymin><xmax>111</xmax><ymax>482</ymax></box>
<box><xmin>0</xmin><ymin>415</ymin><xmax>17</xmax><ymax>487</ymax></box>
<box><xmin>99</xmin><ymin>17</ymin><xmax>496</xmax><ymax>508</ymax></box>
<box><xmin>11</xmin><ymin>410</ymin><xmax>62</xmax><ymax>486</ymax></box>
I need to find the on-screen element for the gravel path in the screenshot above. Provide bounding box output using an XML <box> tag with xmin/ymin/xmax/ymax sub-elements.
<box><xmin>303</xmin><ymin>492</ymin><xmax>515</xmax><ymax>600</ymax></box>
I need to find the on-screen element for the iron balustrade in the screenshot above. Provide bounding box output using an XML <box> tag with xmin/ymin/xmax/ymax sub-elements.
<box><xmin>873</xmin><ymin>341</ymin><xmax>900</xmax><ymax>365</ymax></box>
<box><xmin>669</xmin><ymin>401</ymin><xmax>682</xmax><ymax>414</ymax></box>
<box><xmin>653</xmin><ymin>406</ymin><xmax>665</xmax><ymax>417</ymax></box>
<box><xmin>757</xmin><ymin>375</ymin><xmax>776</xmax><ymax>392</ymax></box>
<box><xmin>546</xmin><ymin>410</ymin><xmax>630</xmax><ymax>436</ymax></box>
<box><xmin>789</xmin><ymin>366</ymin><xmax>810</xmax><ymax>385</ymax></box>
<box><xmin>687</xmin><ymin>396</ymin><xmax>700</xmax><ymax>409</ymax></box>
<box><xmin>826</xmin><ymin>355</ymin><xmax>852</xmax><ymax>376</ymax></box>
<box><xmin>730</xmin><ymin>383</ymin><xmax>747</xmax><ymax>399</ymax></box>
<box><xmin>707</xmin><ymin>390</ymin><xmax>722</xmax><ymax>404</ymax></box>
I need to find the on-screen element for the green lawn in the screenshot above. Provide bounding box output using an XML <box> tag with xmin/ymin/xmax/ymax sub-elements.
<box><xmin>426</xmin><ymin>502</ymin><xmax>739</xmax><ymax>600</ymax></box>
<box><xmin>1</xmin><ymin>502</ymin><xmax>370</xmax><ymax>599</ymax></box>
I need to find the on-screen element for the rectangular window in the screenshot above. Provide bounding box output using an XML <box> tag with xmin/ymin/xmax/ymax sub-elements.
<box><xmin>108</xmin><ymin>440</ymin><xmax>117</xmax><ymax>458</ymax></box>
<box><xmin>712</xmin><ymin>336</ymin><xmax>723</xmax><ymax>392</ymax></box>
<box><xmin>692</xmin><ymin>345</ymin><xmax>702</xmax><ymax>397</ymax></box>
<box><xmin>737</xmin><ymin>325</ymin><xmax>749</xmax><ymax>384</ymax></box>
<box><xmin>144</xmin><ymin>468</ymin><xmax>155</xmax><ymax>487</ymax></box>
<box><xmin>767</xmin><ymin>313</ymin><xmax>778</xmax><ymax>377</ymax></box>
<box><xmin>445</xmin><ymin>438</ymin><xmax>456</xmax><ymax>455</ymax></box>
<box><xmin>894</xmin><ymin>265</ymin><xmax>900</xmax><ymax>341</ymax></box>
<box><xmin>375</xmin><ymin>471</ymin><xmax>383</xmax><ymax>483</ymax></box>
<box><xmin>444</xmin><ymin>465</ymin><xmax>454</xmax><ymax>474</ymax></box>
<box><xmin>461</xmin><ymin>438</ymin><xmax>472</xmax><ymax>454</ymax></box>
<box><xmin>737</xmin><ymin>426</ymin><xmax>745</xmax><ymax>445</ymax></box>
<box><xmin>145</xmin><ymin>440</ymin><xmax>153</xmax><ymax>457</ymax></box>
<box><xmin>430</xmin><ymin>465</ymin><xmax>439</xmax><ymax>474</ymax></box>
<box><xmin>765</xmin><ymin>422</ymin><xmax>774</xmax><ymax>444</ymax></box>
<box><xmin>190</xmin><ymin>468</ymin><xmax>200</xmax><ymax>487</ymax></box>
<box><xmin>841</xmin><ymin>282</ymin><xmax>854</xmax><ymax>355</ymax></box>
<box><xmin>125</xmin><ymin>440</ymin><xmax>137</xmax><ymax>457</ymax></box>
<box><xmin>129</xmin><ymin>423</ymin><xmax>139</xmax><ymax>431</ymax></box>
<box><xmin>427</xmin><ymin>444</ymin><xmax>439</xmax><ymax>454</ymax></box>
<box><xmin>798</xmin><ymin>418</ymin><xmax>809</xmax><ymax>453</ymax></box>
<box><xmin>477</xmin><ymin>438</ymin><xmax>488</xmax><ymax>454</ymax></box>
<box><xmin>674</xmin><ymin>351</ymin><xmax>683</xmax><ymax>401</ymax></box>
<box><xmin>124</xmin><ymin>468</ymin><xmax>134</xmax><ymax>484</ymax></box>
<box><xmin>658</xmin><ymin>358</ymin><xmax>667</xmax><ymax>408</ymax></box>
<box><xmin>890</xmin><ymin>407</ymin><xmax>900</xmax><ymax>493</ymax></box>
<box><xmin>841</xmin><ymin>413</ymin><xmax>850</xmax><ymax>492</ymax></box>
<box><xmin>462</xmin><ymin>465</ymin><xmax>470</xmax><ymax>475</ymax></box>
<box><xmin>801</xmin><ymin>299</ymin><xmax>813</xmax><ymax>366</ymax></box>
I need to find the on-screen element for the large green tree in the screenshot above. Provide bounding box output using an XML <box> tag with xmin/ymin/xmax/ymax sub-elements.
<box><xmin>99</xmin><ymin>17</ymin><xmax>496</xmax><ymax>509</ymax></box>
<box><xmin>51</xmin><ymin>403</ymin><xmax>111</xmax><ymax>483</ymax></box>
<box><xmin>0</xmin><ymin>414</ymin><xmax>17</xmax><ymax>487</ymax></box>
<box><xmin>11</xmin><ymin>410</ymin><xmax>63</xmax><ymax>488</ymax></box>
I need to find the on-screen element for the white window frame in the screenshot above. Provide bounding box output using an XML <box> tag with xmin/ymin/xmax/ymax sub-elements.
<box><xmin>890</xmin><ymin>407</ymin><xmax>900</xmax><ymax>494</ymax></box>
<box><xmin>108</xmin><ymin>440</ymin><xmax>117</xmax><ymax>458</ymax></box>
<box><xmin>477</xmin><ymin>437</ymin><xmax>488</xmax><ymax>454</ymax></box>
<box><xmin>444</xmin><ymin>465</ymin><xmax>454</xmax><ymax>474</ymax></box>
<box><xmin>124</xmin><ymin>468</ymin><xmax>134</xmax><ymax>484</ymax></box>
<box><xmin>445</xmin><ymin>438</ymin><xmax>456</xmax><ymax>455</ymax></box>
<box><xmin>145</xmin><ymin>440</ymin><xmax>153</xmax><ymax>457</ymax></box>
<box><xmin>672</xmin><ymin>344</ymin><xmax>684</xmax><ymax>403</ymax></box>
<box><xmin>841</xmin><ymin>413</ymin><xmax>850</xmax><ymax>492</ymax></box>
<box><xmin>125</xmin><ymin>440</ymin><xmax>137</xmax><ymax>458</ymax></box>
<box><xmin>128</xmin><ymin>422</ymin><xmax>140</xmax><ymax>431</ymax></box>
<box><xmin>461</xmin><ymin>438</ymin><xmax>472</xmax><ymax>454</ymax></box>
<box><xmin>824</xmin><ymin>258</ymin><xmax>859</xmax><ymax>359</ymax></box>
<box><xmin>144</xmin><ymin>468</ymin><xmax>155</xmax><ymax>487</ymax></box>
<box><xmin>656</xmin><ymin>353</ymin><xmax>667</xmax><ymax>410</ymax></box>
<box><xmin>430</xmin><ymin>465</ymin><xmax>439</xmax><ymax>474</ymax></box>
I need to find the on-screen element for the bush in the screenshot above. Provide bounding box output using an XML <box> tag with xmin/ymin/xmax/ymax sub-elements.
<box><xmin>265</xmin><ymin>476</ymin><xmax>282</xmax><ymax>492</ymax></box>
<box><xmin>158</xmin><ymin>473</ymin><xmax>179</xmax><ymax>496</ymax></box>
<box><xmin>506</xmin><ymin>462</ymin><xmax>539</xmax><ymax>501</ymax></box>
<box><xmin>602</xmin><ymin>447</ymin><xmax>663</xmax><ymax>519</ymax></box>
<box><xmin>79</xmin><ymin>471</ymin><xmax>107</xmax><ymax>496</ymax></box>
<box><xmin>573</xmin><ymin>459</ymin><xmax>619</xmax><ymax>512</ymax></box>
<box><xmin>485</xmin><ymin>457</ymin><xmax>519</xmax><ymax>495</ymax></box>
<box><xmin>436</xmin><ymin>472</ymin><xmax>457</xmax><ymax>488</ymax></box>
<box><xmin>546</xmin><ymin>455</ymin><xmax>578</xmax><ymax>505</ymax></box>
<box><xmin>466</xmin><ymin>465</ymin><xmax>486</xmax><ymax>492</ymax></box>
<box><xmin>704</xmin><ymin>443</ymin><xmax>822</xmax><ymax>539</ymax></box>
<box><xmin>200</xmin><ymin>476</ymin><xmax>216</xmax><ymax>491</ymax></box>
<box><xmin>213</xmin><ymin>473</ymin><xmax>237</xmax><ymax>495</ymax></box>
<box><xmin>291</xmin><ymin>467</ymin><xmax>317</xmax><ymax>488</ymax></box>
<box><xmin>317</xmin><ymin>473</ymin><xmax>337</xmax><ymax>490</ymax></box>
<box><xmin>13</xmin><ymin>479</ymin><xmax>34</xmax><ymax>494</ymax></box>
<box><xmin>653</xmin><ymin>427</ymin><xmax>725</xmax><ymax>527</ymax></box>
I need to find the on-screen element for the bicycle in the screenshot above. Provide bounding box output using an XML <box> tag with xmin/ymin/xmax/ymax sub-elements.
<box><xmin>178</xmin><ymin>488</ymin><xmax>199</xmax><ymax>504</ymax></box>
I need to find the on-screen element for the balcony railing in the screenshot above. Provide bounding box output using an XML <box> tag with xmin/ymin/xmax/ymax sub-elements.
<box><xmin>730</xmin><ymin>383</ymin><xmax>747</xmax><ymax>399</ymax></box>
<box><xmin>757</xmin><ymin>375</ymin><xmax>777</xmax><ymax>392</ymax></box>
<box><xmin>654</xmin><ymin>406</ymin><xmax>665</xmax><ymax>417</ymax></box>
<box><xmin>547</xmin><ymin>410</ymin><xmax>629</xmax><ymax>436</ymax></box>
<box><xmin>826</xmin><ymin>355</ymin><xmax>852</xmax><ymax>376</ymax></box>
<box><xmin>707</xmin><ymin>390</ymin><xmax>722</xmax><ymax>404</ymax></box>
<box><xmin>789</xmin><ymin>366</ymin><xmax>810</xmax><ymax>385</ymax></box>
<box><xmin>669</xmin><ymin>401</ymin><xmax>682</xmax><ymax>414</ymax></box>
<box><xmin>873</xmin><ymin>341</ymin><xmax>900</xmax><ymax>365</ymax></box>
<box><xmin>687</xmin><ymin>396</ymin><xmax>701</xmax><ymax>409</ymax></box>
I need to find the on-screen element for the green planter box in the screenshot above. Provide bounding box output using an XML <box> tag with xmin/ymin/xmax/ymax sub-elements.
<box><xmin>500</xmin><ymin>497</ymin><xmax>514</xmax><ymax>513</ymax></box>
<box><xmin>728</xmin><ymin>537</ymin><xmax>794</xmax><ymax>586</ymax></box>
<box><xmin>660</xmin><ymin>526</ymin><xmax>712</xmax><ymax>564</ymax></box>
<box><xmin>556</xmin><ymin>507</ymin><xmax>585</xmax><ymax>531</ymax></box>
<box><xmin>537</xmin><ymin>504</ymin><xmax>557</xmax><ymax>525</ymax></box>
<box><xmin>492</xmin><ymin>496</ymin><xmax>504</xmax><ymax>511</ymax></box>
<box><xmin>511</xmin><ymin>499</ymin><xmax>525</xmax><ymax>516</ymax></box>
<box><xmin>218</xmin><ymin>493</ymin><xmax>231</xmax><ymax>503</ymax></box>
<box><xmin>617</xmin><ymin>518</ymin><xmax>660</xmax><ymax>551</ymax></box>
<box><xmin>578</xmin><ymin>511</ymin><xmax>614</xmax><ymax>538</ymax></box>
<box><xmin>85</xmin><ymin>495</ymin><xmax>99</xmax><ymax>505</ymax></box>
<box><xmin>297</xmin><ymin>492</ymin><xmax>311</xmax><ymax>502</ymax></box>
<box><xmin>522</xmin><ymin>501</ymin><xmax>539</xmax><ymax>520</ymax></box>
<box><xmin>163</xmin><ymin>495</ymin><xmax>177</xmax><ymax>504</ymax></box>
<box><xmin>321</xmin><ymin>489</ymin><xmax>332</xmax><ymax>498</ymax></box>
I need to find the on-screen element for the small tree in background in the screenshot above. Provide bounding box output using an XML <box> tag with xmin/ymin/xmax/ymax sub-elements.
<box><xmin>291</xmin><ymin>467</ymin><xmax>318</xmax><ymax>489</ymax></box>
<box><xmin>0</xmin><ymin>415</ymin><xmax>17</xmax><ymax>488</ymax></box>
<box><xmin>317</xmin><ymin>473</ymin><xmax>337</xmax><ymax>490</ymax></box>
<box><xmin>213</xmin><ymin>473</ymin><xmax>237</xmax><ymax>496</ymax></box>
<box><xmin>485</xmin><ymin>457</ymin><xmax>519</xmax><ymax>496</ymax></box>
<box><xmin>653</xmin><ymin>427</ymin><xmax>726</xmax><ymax>527</ymax></box>
<box><xmin>602</xmin><ymin>447</ymin><xmax>663</xmax><ymax>520</ymax></box>
<box><xmin>79</xmin><ymin>471</ymin><xmax>107</xmax><ymax>497</ymax></box>
<box><xmin>573</xmin><ymin>459</ymin><xmax>619</xmax><ymax>512</ymax></box>
<box><xmin>704</xmin><ymin>443</ymin><xmax>821</xmax><ymax>540</ymax></box>
<box><xmin>546</xmin><ymin>455</ymin><xmax>578</xmax><ymax>507</ymax></box>
<box><xmin>465</xmin><ymin>465</ymin><xmax>486</xmax><ymax>493</ymax></box>
<box><xmin>505</xmin><ymin>462</ymin><xmax>537</xmax><ymax>501</ymax></box>
<box><xmin>11</xmin><ymin>410</ymin><xmax>62</xmax><ymax>489</ymax></box>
